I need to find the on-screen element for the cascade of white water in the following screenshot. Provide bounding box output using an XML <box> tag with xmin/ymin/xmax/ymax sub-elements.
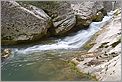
<box><xmin>14</xmin><ymin>11</ymin><xmax>114</xmax><ymax>54</ymax></box>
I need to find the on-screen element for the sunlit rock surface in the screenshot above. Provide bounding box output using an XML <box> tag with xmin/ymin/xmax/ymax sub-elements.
<box><xmin>1</xmin><ymin>1</ymin><xmax>52</xmax><ymax>45</ymax></box>
<box><xmin>75</xmin><ymin>9</ymin><xmax>121</xmax><ymax>81</ymax></box>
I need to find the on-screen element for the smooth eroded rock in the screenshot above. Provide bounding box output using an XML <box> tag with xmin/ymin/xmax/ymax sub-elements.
<box><xmin>18</xmin><ymin>1</ymin><xmax>105</xmax><ymax>36</ymax></box>
<box><xmin>1</xmin><ymin>1</ymin><xmax>52</xmax><ymax>45</ymax></box>
<box><xmin>71</xmin><ymin>1</ymin><xmax>104</xmax><ymax>28</ymax></box>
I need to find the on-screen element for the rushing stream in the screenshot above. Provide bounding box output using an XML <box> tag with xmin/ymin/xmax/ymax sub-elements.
<box><xmin>14</xmin><ymin>12</ymin><xmax>113</xmax><ymax>54</ymax></box>
<box><xmin>1</xmin><ymin>11</ymin><xmax>114</xmax><ymax>81</ymax></box>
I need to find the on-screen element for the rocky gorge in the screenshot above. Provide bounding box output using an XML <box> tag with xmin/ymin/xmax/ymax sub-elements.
<box><xmin>1</xmin><ymin>0</ymin><xmax>121</xmax><ymax>81</ymax></box>
<box><xmin>2</xmin><ymin>1</ymin><xmax>119</xmax><ymax>45</ymax></box>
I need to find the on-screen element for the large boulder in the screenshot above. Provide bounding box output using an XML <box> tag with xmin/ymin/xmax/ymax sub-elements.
<box><xmin>1</xmin><ymin>1</ymin><xmax>52</xmax><ymax>45</ymax></box>
<box><xmin>1</xmin><ymin>48</ymin><xmax>11</xmax><ymax>62</ymax></box>
<box><xmin>1</xmin><ymin>1</ymin><xmax>110</xmax><ymax>45</ymax></box>
<box><xmin>71</xmin><ymin>1</ymin><xmax>104</xmax><ymax>28</ymax></box>
<box><xmin>18</xmin><ymin>1</ymin><xmax>76</xmax><ymax>36</ymax></box>
<box><xmin>46</xmin><ymin>1</ymin><xmax>76</xmax><ymax>36</ymax></box>
<box><xmin>18</xmin><ymin>1</ymin><xmax>105</xmax><ymax>36</ymax></box>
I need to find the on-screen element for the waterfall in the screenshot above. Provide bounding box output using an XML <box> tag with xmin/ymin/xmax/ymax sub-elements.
<box><xmin>13</xmin><ymin>11</ymin><xmax>114</xmax><ymax>54</ymax></box>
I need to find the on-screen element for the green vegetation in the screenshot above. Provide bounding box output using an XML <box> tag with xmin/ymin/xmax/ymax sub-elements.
<box><xmin>83</xmin><ymin>30</ymin><xmax>102</xmax><ymax>51</ymax></box>
<box><xmin>83</xmin><ymin>43</ymin><xmax>95</xmax><ymax>50</ymax></box>
<box><xmin>67</xmin><ymin>60</ymin><xmax>98</xmax><ymax>81</ymax></box>
<box><xmin>82</xmin><ymin>34</ymin><xmax>97</xmax><ymax>50</ymax></box>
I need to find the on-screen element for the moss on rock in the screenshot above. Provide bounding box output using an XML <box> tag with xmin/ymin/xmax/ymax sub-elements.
<box><xmin>67</xmin><ymin>60</ymin><xmax>98</xmax><ymax>81</ymax></box>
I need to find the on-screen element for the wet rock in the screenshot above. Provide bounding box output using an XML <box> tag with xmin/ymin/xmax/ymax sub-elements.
<box><xmin>1</xmin><ymin>48</ymin><xmax>11</xmax><ymax>62</ymax></box>
<box><xmin>92</xmin><ymin>11</ymin><xmax>104</xmax><ymax>22</ymax></box>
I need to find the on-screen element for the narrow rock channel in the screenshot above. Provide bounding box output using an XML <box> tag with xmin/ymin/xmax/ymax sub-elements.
<box><xmin>1</xmin><ymin>1</ymin><xmax>121</xmax><ymax>81</ymax></box>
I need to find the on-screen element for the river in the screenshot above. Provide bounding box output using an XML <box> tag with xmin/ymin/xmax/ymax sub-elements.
<box><xmin>1</xmin><ymin>11</ymin><xmax>114</xmax><ymax>81</ymax></box>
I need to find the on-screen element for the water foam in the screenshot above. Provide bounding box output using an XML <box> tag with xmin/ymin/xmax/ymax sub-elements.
<box><xmin>14</xmin><ymin>12</ymin><xmax>114</xmax><ymax>54</ymax></box>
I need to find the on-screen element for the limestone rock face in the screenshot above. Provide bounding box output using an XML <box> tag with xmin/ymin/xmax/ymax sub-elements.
<box><xmin>19</xmin><ymin>1</ymin><xmax>105</xmax><ymax>36</ymax></box>
<box><xmin>2</xmin><ymin>1</ymin><xmax>116</xmax><ymax>45</ymax></box>
<box><xmin>71</xmin><ymin>1</ymin><xmax>104</xmax><ymax>28</ymax></box>
<box><xmin>76</xmin><ymin>9</ymin><xmax>121</xmax><ymax>81</ymax></box>
<box><xmin>1</xmin><ymin>1</ymin><xmax>52</xmax><ymax>45</ymax></box>
<box><xmin>51</xmin><ymin>1</ymin><xmax>105</xmax><ymax>34</ymax></box>
<box><xmin>50</xmin><ymin>2</ymin><xmax>76</xmax><ymax>36</ymax></box>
